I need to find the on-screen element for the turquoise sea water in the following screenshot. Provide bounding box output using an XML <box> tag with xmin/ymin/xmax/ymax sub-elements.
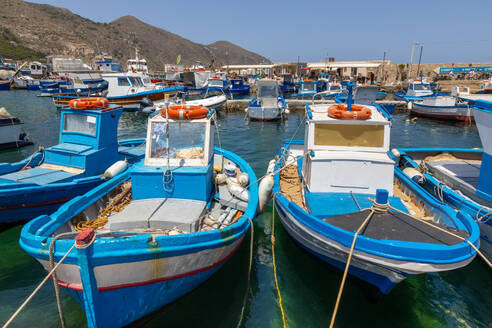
<box><xmin>0</xmin><ymin>90</ymin><xmax>490</xmax><ymax>327</ymax></box>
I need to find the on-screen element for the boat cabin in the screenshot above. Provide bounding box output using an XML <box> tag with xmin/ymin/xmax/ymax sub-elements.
<box><xmin>299</xmin><ymin>80</ymin><xmax>317</xmax><ymax>94</ymax></box>
<box><xmin>133</xmin><ymin>110</ymin><xmax>215</xmax><ymax>202</ymax></box>
<box><xmin>303</xmin><ymin>103</ymin><xmax>393</xmax><ymax>195</ymax></box>
<box><xmin>101</xmin><ymin>73</ymin><xmax>149</xmax><ymax>96</ymax></box>
<box><xmin>207</xmin><ymin>77</ymin><xmax>229</xmax><ymax>89</ymax></box>
<box><xmin>256</xmin><ymin>80</ymin><xmax>281</xmax><ymax>104</ymax></box>
<box><xmin>29</xmin><ymin>61</ymin><xmax>47</xmax><ymax>77</ymax></box>
<box><xmin>406</xmin><ymin>80</ymin><xmax>433</xmax><ymax>97</ymax></box>
<box><xmin>451</xmin><ymin>86</ymin><xmax>470</xmax><ymax>97</ymax></box>
<box><xmin>42</xmin><ymin>105</ymin><xmax>123</xmax><ymax>177</ymax></box>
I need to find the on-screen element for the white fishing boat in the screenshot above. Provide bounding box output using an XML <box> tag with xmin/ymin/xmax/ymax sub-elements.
<box><xmin>0</xmin><ymin>107</ymin><xmax>33</xmax><ymax>150</ymax></box>
<box><xmin>246</xmin><ymin>80</ymin><xmax>288</xmax><ymax>121</ymax></box>
<box><xmin>409</xmin><ymin>96</ymin><xmax>473</xmax><ymax>121</ymax></box>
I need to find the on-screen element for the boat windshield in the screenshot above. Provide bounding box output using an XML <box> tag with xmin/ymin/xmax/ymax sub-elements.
<box><xmin>150</xmin><ymin>121</ymin><xmax>206</xmax><ymax>160</ymax></box>
<box><xmin>259</xmin><ymin>85</ymin><xmax>277</xmax><ymax>98</ymax></box>
<box><xmin>413</xmin><ymin>83</ymin><xmax>430</xmax><ymax>90</ymax></box>
<box><xmin>303</xmin><ymin>83</ymin><xmax>316</xmax><ymax>91</ymax></box>
<box><xmin>330</xmin><ymin>85</ymin><xmax>341</xmax><ymax>91</ymax></box>
<box><xmin>63</xmin><ymin>113</ymin><xmax>97</xmax><ymax>135</ymax></box>
<box><xmin>208</xmin><ymin>79</ymin><xmax>223</xmax><ymax>87</ymax></box>
<box><xmin>128</xmin><ymin>76</ymin><xmax>143</xmax><ymax>87</ymax></box>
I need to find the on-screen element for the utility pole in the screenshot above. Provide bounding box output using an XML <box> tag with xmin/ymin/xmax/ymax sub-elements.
<box><xmin>408</xmin><ymin>41</ymin><xmax>415</xmax><ymax>78</ymax></box>
<box><xmin>381</xmin><ymin>51</ymin><xmax>386</xmax><ymax>83</ymax></box>
<box><xmin>416</xmin><ymin>44</ymin><xmax>424</xmax><ymax>78</ymax></box>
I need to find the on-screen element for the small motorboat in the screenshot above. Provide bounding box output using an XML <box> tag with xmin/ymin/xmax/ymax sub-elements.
<box><xmin>394</xmin><ymin>78</ymin><xmax>436</xmax><ymax>101</ymax></box>
<box><xmin>0</xmin><ymin>98</ymin><xmax>145</xmax><ymax>225</ymax></box>
<box><xmin>409</xmin><ymin>96</ymin><xmax>473</xmax><ymax>121</ymax></box>
<box><xmin>0</xmin><ymin>107</ymin><xmax>33</xmax><ymax>150</ymax></box>
<box><xmin>269</xmin><ymin>85</ymin><xmax>479</xmax><ymax>294</ymax></box>
<box><xmin>395</xmin><ymin>100</ymin><xmax>492</xmax><ymax>262</ymax></box>
<box><xmin>246</xmin><ymin>79</ymin><xmax>288</xmax><ymax>121</ymax></box>
<box><xmin>476</xmin><ymin>78</ymin><xmax>492</xmax><ymax>94</ymax></box>
<box><xmin>149</xmin><ymin>91</ymin><xmax>227</xmax><ymax>115</ymax></box>
<box><xmin>229</xmin><ymin>78</ymin><xmax>250</xmax><ymax>96</ymax></box>
<box><xmin>19</xmin><ymin>106</ymin><xmax>258</xmax><ymax>328</ymax></box>
<box><xmin>291</xmin><ymin>79</ymin><xmax>318</xmax><ymax>99</ymax></box>
<box><xmin>278</xmin><ymin>74</ymin><xmax>296</xmax><ymax>94</ymax></box>
<box><xmin>334</xmin><ymin>85</ymin><xmax>395</xmax><ymax>115</ymax></box>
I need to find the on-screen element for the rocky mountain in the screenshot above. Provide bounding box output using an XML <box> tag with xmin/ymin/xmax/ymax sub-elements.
<box><xmin>0</xmin><ymin>0</ymin><xmax>270</xmax><ymax>70</ymax></box>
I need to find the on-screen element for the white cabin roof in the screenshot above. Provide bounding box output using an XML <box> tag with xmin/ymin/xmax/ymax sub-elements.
<box><xmin>308</xmin><ymin>104</ymin><xmax>390</xmax><ymax>125</ymax></box>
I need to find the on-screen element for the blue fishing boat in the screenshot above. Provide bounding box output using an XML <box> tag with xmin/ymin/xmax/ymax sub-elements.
<box><xmin>278</xmin><ymin>74</ymin><xmax>296</xmax><ymax>94</ymax></box>
<box><xmin>291</xmin><ymin>79</ymin><xmax>318</xmax><ymax>99</ymax></box>
<box><xmin>0</xmin><ymin>99</ymin><xmax>145</xmax><ymax>225</ymax></box>
<box><xmin>19</xmin><ymin>106</ymin><xmax>258</xmax><ymax>327</ymax></box>
<box><xmin>206</xmin><ymin>76</ymin><xmax>230</xmax><ymax>94</ymax></box>
<box><xmin>247</xmin><ymin>79</ymin><xmax>288</xmax><ymax>121</ymax></box>
<box><xmin>334</xmin><ymin>85</ymin><xmax>394</xmax><ymax>115</ymax></box>
<box><xmin>395</xmin><ymin>100</ymin><xmax>492</xmax><ymax>262</ymax></box>
<box><xmin>270</xmin><ymin>86</ymin><xmax>479</xmax><ymax>294</ymax></box>
<box><xmin>229</xmin><ymin>78</ymin><xmax>250</xmax><ymax>95</ymax></box>
<box><xmin>0</xmin><ymin>80</ymin><xmax>10</xmax><ymax>90</ymax></box>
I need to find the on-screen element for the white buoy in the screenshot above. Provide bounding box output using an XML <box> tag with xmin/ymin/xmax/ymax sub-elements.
<box><xmin>403</xmin><ymin>167</ymin><xmax>426</xmax><ymax>185</ymax></box>
<box><xmin>285</xmin><ymin>109</ymin><xmax>290</xmax><ymax>115</ymax></box>
<box><xmin>407</xmin><ymin>102</ymin><xmax>413</xmax><ymax>110</ymax></box>
<box><xmin>227</xmin><ymin>179</ymin><xmax>249</xmax><ymax>202</ymax></box>
<box><xmin>103</xmin><ymin>160</ymin><xmax>128</xmax><ymax>180</ymax></box>
<box><xmin>215</xmin><ymin>173</ymin><xmax>227</xmax><ymax>185</ymax></box>
<box><xmin>238</xmin><ymin>172</ymin><xmax>249</xmax><ymax>186</ymax></box>
<box><xmin>267</xmin><ymin>159</ymin><xmax>276</xmax><ymax>175</ymax></box>
<box><xmin>258</xmin><ymin>174</ymin><xmax>274</xmax><ymax>213</ymax></box>
<box><xmin>244</xmin><ymin>108</ymin><xmax>249</xmax><ymax>113</ymax></box>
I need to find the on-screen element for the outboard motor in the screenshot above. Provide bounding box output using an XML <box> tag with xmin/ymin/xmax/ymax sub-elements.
<box><xmin>139</xmin><ymin>97</ymin><xmax>155</xmax><ymax>114</ymax></box>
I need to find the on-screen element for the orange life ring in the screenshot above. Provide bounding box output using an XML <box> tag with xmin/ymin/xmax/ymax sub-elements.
<box><xmin>68</xmin><ymin>97</ymin><xmax>109</xmax><ymax>110</ymax></box>
<box><xmin>304</xmin><ymin>79</ymin><xmax>312</xmax><ymax>82</ymax></box>
<box><xmin>163</xmin><ymin>105</ymin><xmax>209</xmax><ymax>120</ymax></box>
<box><xmin>327</xmin><ymin>104</ymin><xmax>372</xmax><ymax>120</ymax></box>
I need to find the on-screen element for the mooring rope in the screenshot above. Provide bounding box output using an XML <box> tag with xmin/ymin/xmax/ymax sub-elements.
<box><xmin>329</xmin><ymin>202</ymin><xmax>382</xmax><ymax>328</ymax></box>
<box><xmin>2</xmin><ymin>232</ymin><xmax>95</xmax><ymax>328</ymax></box>
<box><xmin>235</xmin><ymin>216</ymin><xmax>254</xmax><ymax>328</ymax></box>
<box><xmin>271</xmin><ymin>194</ymin><xmax>287</xmax><ymax>328</ymax></box>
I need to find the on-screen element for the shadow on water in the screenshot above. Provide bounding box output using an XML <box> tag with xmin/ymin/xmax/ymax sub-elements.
<box><xmin>0</xmin><ymin>91</ymin><xmax>490</xmax><ymax>327</ymax></box>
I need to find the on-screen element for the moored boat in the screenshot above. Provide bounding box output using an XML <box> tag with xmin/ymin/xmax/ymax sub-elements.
<box><xmin>395</xmin><ymin>100</ymin><xmax>492</xmax><ymax>261</ymax></box>
<box><xmin>19</xmin><ymin>106</ymin><xmax>258</xmax><ymax>327</ymax></box>
<box><xmin>269</xmin><ymin>87</ymin><xmax>479</xmax><ymax>294</ymax></box>
<box><xmin>0</xmin><ymin>107</ymin><xmax>33</xmax><ymax>150</ymax></box>
<box><xmin>246</xmin><ymin>79</ymin><xmax>288</xmax><ymax>121</ymax></box>
<box><xmin>229</xmin><ymin>78</ymin><xmax>250</xmax><ymax>96</ymax></box>
<box><xmin>0</xmin><ymin>99</ymin><xmax>145</xmax><ymax>225</ymax></box>
<box><xmin>409</xmin><ymin>96</ymin><xmax>473</xmax><ymax>121</ymax></box>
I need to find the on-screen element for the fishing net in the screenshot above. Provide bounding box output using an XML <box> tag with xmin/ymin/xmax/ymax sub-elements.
<box><xmin>280</xmin><ymin>165</ymin><xmax>306</xmax><ymax>210</ymax></box>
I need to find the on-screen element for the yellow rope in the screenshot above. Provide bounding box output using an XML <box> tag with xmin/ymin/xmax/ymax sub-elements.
<box><xmin>329</xmin><ymin>208</ymin><xmax>375</xmax><ymax>328</ymax></box>
<box><xmin>272</xmin><ymin>196</ymin><xmax>287</xmax><ymax>328</ymax></box>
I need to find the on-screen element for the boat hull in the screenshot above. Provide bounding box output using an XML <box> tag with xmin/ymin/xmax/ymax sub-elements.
<box><xmin>52</xmin><ymin>87</ymin><xmax>181</xmax><ymax>111</ymax></box>
<box><xmin>410</xmin><ymin>103</ymin><xmax>473</xmax><ymax>121</ymax></box>
<box><xmin>0</xmin><ymin>81</ymin><xmax>11</xmax><ymax>90</ymax></box>
<box><xmin>0</xmin><ymin>139</ymin><xmax>145</xmax><ymax>225</ymax></box>
<box><xmin>247</xmin><ymin>107</ymin><xmax>283</xmax><ymax>121</ymax></box>
<box><xmin>28</xmin><ymin>237</ymin><xmax>242</xmax><ymax>328</ymax></box>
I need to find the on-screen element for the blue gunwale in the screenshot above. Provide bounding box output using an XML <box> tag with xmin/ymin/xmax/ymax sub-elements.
<box><xmin>273</xmin><ymin>141</ymin><xmax>480</xmax><ymax>264</ymax></box>
<box><xmin>53</xmin><ymin>86</ymin><xmax>182</xmax><ymax>100</ymax></box>
<box><xmin>20</xmin><ymin>147</ymin><xmax>258</xmax><ymax>269</ymax></box>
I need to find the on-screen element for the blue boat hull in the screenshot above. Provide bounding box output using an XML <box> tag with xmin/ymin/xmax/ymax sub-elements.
<box><xmin>0</xmin><ymin>81</ymin><xmax>11</xmax><ymax>90</ymax></box>
<box><xmin>67</xmin><ymin>256</ymin><xmax>226</xmax><ymax>327</ymax></box>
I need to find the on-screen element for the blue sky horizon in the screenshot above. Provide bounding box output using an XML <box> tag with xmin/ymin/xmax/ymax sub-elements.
<box><xmin>28</xmin><ymin>0</ymin><xmax>492</xmax><ymax>64</ymax></box>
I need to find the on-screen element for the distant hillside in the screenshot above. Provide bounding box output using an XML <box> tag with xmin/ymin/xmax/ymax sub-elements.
<box><xmin>0</xmin><ymin>27</ymin><xmax>46</xmax><ymax>61</ymax></box>
<box><xmin>0</xmin><ymin>0</ymin><xmax>270</xmax><ymax>70</ymax></box>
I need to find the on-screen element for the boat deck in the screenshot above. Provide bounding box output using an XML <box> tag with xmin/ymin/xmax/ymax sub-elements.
<box><xmin>323</xmin><ymin>209</ymin><xmax>468</xmax><ymax>245</ymax></box>
<box><xmin>426</xmin><ymin>160</ymin><xmax>485</xmax><ymax>204</ymax></box>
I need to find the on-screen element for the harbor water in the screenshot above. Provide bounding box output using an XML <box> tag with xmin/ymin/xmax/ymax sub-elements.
<box><xmin>0</xmin><ymin>90</ymin><xmax>490</xmax><ymax>327</ymax></box>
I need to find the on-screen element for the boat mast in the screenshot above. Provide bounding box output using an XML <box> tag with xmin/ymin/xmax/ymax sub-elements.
<box><xmin>408</xmin><ymin>41</ymin><xmax>415</xmax><ymax>79</ymax></box>
<box><xmin>416</xmin><ymin>45</ymin><xmax>424</xmax><ymax>79</ymax></box>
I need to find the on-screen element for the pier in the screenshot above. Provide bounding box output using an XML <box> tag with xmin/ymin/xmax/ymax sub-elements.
<box><xmin>225</xmin><ymin>98</ymin><xmax>407</xmax><ymax>111</ymax></box>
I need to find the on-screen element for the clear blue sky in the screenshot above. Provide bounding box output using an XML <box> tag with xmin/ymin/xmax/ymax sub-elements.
<box><xmin>29</xmin><ymin>0</ymin><xmax>492</xmax><ymax>63</ymax></box>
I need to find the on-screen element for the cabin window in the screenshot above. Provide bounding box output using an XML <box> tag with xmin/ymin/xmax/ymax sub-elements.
<box><xmin>314</xmin><ymin>124</ymin><xmax>384</xmax><ymax>147</ymax></box>
<box><xmin>303</xmin><ymin>83</ymin><xmax>315</xmax><ymax>91</ymax></box>
<box><xmin>259</xmin><ymin>85</ymin><xmax>277</xmax><ymax>98</ymax></box>
<box><xmin>208</xmin><ymin>79</ymin><xmax>223</xmax><ymax>87</ymax></box>
<box><xmin>63</xmin><ymin>114</ymin><xmax>97</xmax><ymax>135</ymax></box>
<box><xmin>413</xmin><ymin>84</ymin><xmax>430</xmax><ymax>90</ymax></box>
<box><xmin>118</xmin><ymin>77</ymin><xmax>130</xmax><ymax>86</ymax></box>
<box><xmin>330</xmin><ymin>85</ymin><xmax>341</xmax><ymax>90</ymax></box>
<box><xmin>150</xmin><ymin>122</ymin><xmax>206</xmax><ymax>160</ymax></box>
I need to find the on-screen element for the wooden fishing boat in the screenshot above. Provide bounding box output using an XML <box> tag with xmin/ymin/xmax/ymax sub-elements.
<box><xmin>0</xmin><ymin>99</ymin><xmax>145</xmax><ymax>225</ymax></box>
<box><xmin>409</xmin><ymin>96</ymin><xmax>473</xmax><ymax>121</ymax></box>
<box><xmin>270</xmin><ymin>87</ymin><xmax>479</xmax><ymax>294</ymax></box>
<box><xmin>247</xmin><ymin>80</ymin><xmax>288</xmax><ymax>121</ymax></box>
<box><xmin>20</xmin><ymin>106</ymin><xmax>258</xmax><ymax>327</ymax></box>
<box><xmin>395</xmin><ymin>100</ymin><xmax>492</xmax><ymax>262</ymax></box>
<box><xmin>291</xmin><ymin>80</ymin><xmax>318</xmax><ymax>99</ymax></box>
<box><xmin>229</xmin><ymin>78</ymin><xmax>250</xmax><ymax>95</ymax></box>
